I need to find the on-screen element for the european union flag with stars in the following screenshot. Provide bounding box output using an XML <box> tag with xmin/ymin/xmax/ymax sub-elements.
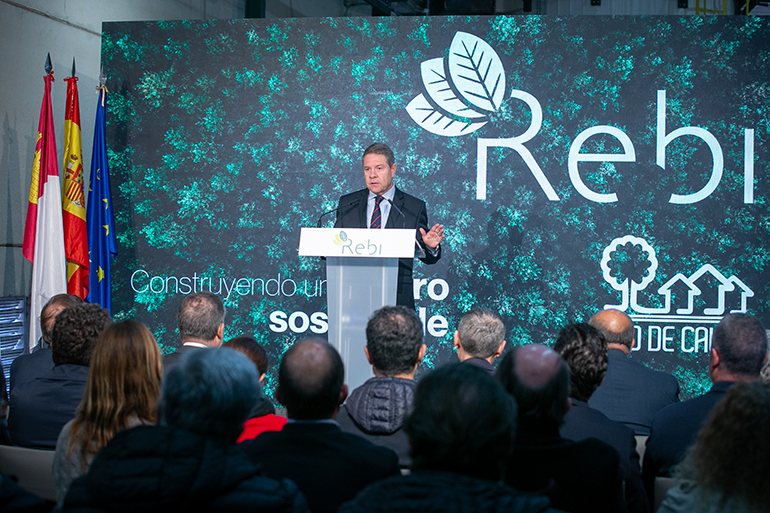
<box><xmin>86</xmin><ymin>86</ymin><xmax>117</xmax><ymax>313</ymax></box>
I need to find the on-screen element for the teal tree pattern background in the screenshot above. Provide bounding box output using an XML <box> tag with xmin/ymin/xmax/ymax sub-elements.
<box><xmin>102</xmin><ymin>16</ymin><xmax>770</xmax><ymax>400</ymax></box>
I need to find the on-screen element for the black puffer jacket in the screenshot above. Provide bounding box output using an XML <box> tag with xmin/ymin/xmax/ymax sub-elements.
<box><xmin>337</xmin><ymin>377</ymin><xmax>416</xmax><ymax>467</ymax></box>
<box><xmin>339</xmin><ymin>471</ymin><xmax>564</xmax><ymax>513</ymax></box>
<box><xmin>62</xmin><ymin>425</ymin><xmax>307</xmax><ymax>513</ymax></box>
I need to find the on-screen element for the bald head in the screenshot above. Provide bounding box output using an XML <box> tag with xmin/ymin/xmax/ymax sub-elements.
<box><xmin>278</xmin><ymin>338</ymin><xmax>345</xmax><ymax>420</ymax></box>
<box><xmin>496</xmin><ymin>344</ymin><xmax>570</xmax><ymax>427</ymax></box>
<box><xmin>589</xmin><ymin>308</ymin><xmax>635</xmax><ymax>352</ymax></box>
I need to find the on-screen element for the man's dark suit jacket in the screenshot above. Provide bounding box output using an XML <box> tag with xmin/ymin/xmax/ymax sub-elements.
<box><xmin>335</xmin><ymin>187</ymin><xmax>441</xmax><ymax>309</ymax></box>
<box><xmin>588</xmin><ymin>349</ymin><xmax>680</xmax><ymax>435</ymax></box>
<box><xmin>9</xmin><ymin>346</ymin><xmax>54</xmax><ymax>394</ymax></box>
<box><xmin>561</xmin><ymin>399</ymin><xmax>650</xmax><ymax>513</ymax></box>
<box><xmin>240</xmin><ymin>421</ymin><xmax>400</xmax><ymax>513</ymax></box>
<box><xmin>162</xmin><ymin>345</ymin><xmax>203</xmax><ymax>375</ymax></box>
<box><xmin>461</xmin><ymin>357</ymin><xmax>495</xmax><ymax>375</ymax></box>
<box><xmin>507</xmin><ymin>421</ymin><xmax>626</xmax><ymax>513</ymax></box>
<box><xmin>642</xmin><ymin>381</ymin><xmax>734</xmax><ymax>490</ymax></box>
<box><xmin>7</xmin><ymin>363</ymin><xmax>88</xmax><ymax>448</ymax></box>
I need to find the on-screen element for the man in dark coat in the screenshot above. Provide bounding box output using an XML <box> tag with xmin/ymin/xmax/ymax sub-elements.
<box><xmin>554</xmin><ymin>323</ymin><xmax>650</xmax><ymax>513</ymax></box>
<box><xmin>63</xmin><ymin>348</ymin><xmax>306</xmax><ymax>513</ymax></box>
<box><xmin>643</xmin><ymin>313</ymin><xmax>767</xmax><ymax>491</ymax></box>
<box><xmin>162</xmin><ymin>292</ymin><xmax>226</xmax><ymax>373</ymax></box>
<box><xmin>498</xmin><ymin>344</ymin><xmax>626</xmax><ymax>513</ymax></box>
<box><xmin>588</xmin><ymin>309</ymin><xmax>679</xmax><ymax>435</ymax></box>
<box><xmin>8</xmin><ymin>303</ymin><xmax>109</xmax><ymax>448</ymax></box>
<box><xmin>339</xmin><ymin>364</ymin><xmax>562</xmax><ymax>513</ymax></box>
<box><xmin>453</xmin><ymin>308</ymin><xmax>506</xmax><ymax>374</ymax></box>
<box><xmin>335</xmin><ymin>142</ymin><xmax>444</xmax><ymax>308</ymax></box>
<box><xmin>337</xmin><ymin>306</ymin><xmax>425</xmax><ymax>467</ymax></box>
<box><xmin>240</xmin><ymin>339</ymin><xmax>399</xmax><ymax>513</ymax></box>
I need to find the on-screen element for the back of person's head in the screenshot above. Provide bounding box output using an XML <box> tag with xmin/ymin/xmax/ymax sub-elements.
<box><xmin>711</xmin><ymin>314</ymin><xmax>767</xmax><ymax>378</ymax></box>
<box><xmin>51</xmin><ymin>303</ymin><xmax>111</xmax><ymax>366</ymax></box>
<box><xmin>70</xmin><ymin>320</ymin><xmax>162</xmax><ymax>463</ymax></box>
<box><xmin>496</xmin><ymin>345</ymin><xmax>570</xmax><ymax>427</ymax></box>
<box><xmin>683</xmin><ymin>381</ymin><xmax>770</xmax><ymax>512</ymax></box>
<box><xmin>365</xmin><ymin>306</ymin><xmax>423</xmax><ymax>376</ymax></box>
<box><xmin>177</xmin><ymin>292</ymin><xmax>225</xmax><ymax>344</ymax></box>
<box><xmin>362</xmin><ymin>142</ymin><xmax>395</xmax><ymax>167</ymax></box>
<box><xmin>404</xmin><ymin>363</ymin><xmax>516</xmax><ymax>481</ymax></box>
<box><xmin>40</xmin><ymin>294</ymin><xmax>84</xmax><ymax>346</ymax></box>
<box><xmin>278</xmin><ymin>338</ymin><xmax>344</xmax><ymax>420</ymax></box>
<box><xmin>553</xmin><ymin>323</ymin><xmax>607</xmax><ymax>402</ymax></box>
<box><xmin>162</xmin><ymin>347</ymin><xmax>260</xmax><ymax>444</ymax></box>
<box><xmin>588</xmin><ymin>308</ymin><xmax>635</xmax><ymax>350</ymax></box>
<box><xmin>456</xmin><ymin>308</ymin><xmax>505</xmax><ymax>359</ymax></box>
<box><xmin>223</xmin><ymin>336</ymin><xmax>268</xmax><ymax>376</ymax></box>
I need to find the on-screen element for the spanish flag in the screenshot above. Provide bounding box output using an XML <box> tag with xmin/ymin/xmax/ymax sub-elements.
<box><xmin>62</xmin><ymin>73</ymin><xmax>89</xmax><ymax>299</ymax></box>
<box><xmin>22</xmin><ymin>66</ymin><xmax>67</xmax><ymax>349</ymax></box>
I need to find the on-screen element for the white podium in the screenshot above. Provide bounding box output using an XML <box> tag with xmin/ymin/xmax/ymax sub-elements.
<box><xmin>299</xmin><ymin>227</ymin><xmax>416</xmax><ymax>390</ymax></box>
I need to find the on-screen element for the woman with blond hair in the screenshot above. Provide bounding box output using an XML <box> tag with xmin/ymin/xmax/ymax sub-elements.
<box><xmin>53</xmin><ymin>320</ymin><xmax>162</xmax><ymax>505</ymax></box>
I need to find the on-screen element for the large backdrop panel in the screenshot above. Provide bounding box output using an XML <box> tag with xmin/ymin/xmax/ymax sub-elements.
<box><xmin>102</xmin><ymin>16</ymin><xmax>770</xmax><ymax>398</ymax></box>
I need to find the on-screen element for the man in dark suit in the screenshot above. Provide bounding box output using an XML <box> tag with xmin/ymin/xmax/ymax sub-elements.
<box><xmin>240</xmin><ymin>338</ymin><xmax>400</xmax><ymax>513</ymax></box>
<box><xmin>453</xmin><ymin>308</ymin><xmax>506</xmax><ymax>375</ymax></box>
<box><xmin>643</xmin><ymin>313</ymin><xmax>767</xmax><ymax>488</ymax></box>
<box><xmin>335</xmin><ymin>142</ymin><xmax>444</xmax><ymax>309</ymax></box>
<box><xmin>8</xmin><ymin>303</ymin><xmax>110</xmax><ymax>448</ymax></box>
<box><xmin>555</xmin><ymin>323</ymin><xmax>650</xmax><ymax>513</ymax></box>
<box><xmin>588</xmin><ymin>308</ymin><xmax>680</xmax><ymax>435</ymax></box>
<box><xmin>497</xmin><ymin>344</ymin><xmax>626</xmax><ymax>513</ymax></box>
<box><xmin>9</xmin><ymin>294</ymin><xmax>83</xmax><ymax>395</ymax></box>
<box><xmin>162</xmin><ymin>292</ymin><xmax>225</xmax><ymax>372</ymax></box>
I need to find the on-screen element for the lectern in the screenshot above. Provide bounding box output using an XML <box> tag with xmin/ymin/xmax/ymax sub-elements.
<box><xmin>298</xmin><ymin>227</ymin><xmax>416</xmax><ymax>390</ymax></box>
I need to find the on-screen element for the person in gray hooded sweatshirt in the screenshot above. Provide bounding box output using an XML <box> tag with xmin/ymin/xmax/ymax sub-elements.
<box><xmin>337</xmin><ymin>306</ymin><xmax>425</xmax><ymax>468</ymax></box>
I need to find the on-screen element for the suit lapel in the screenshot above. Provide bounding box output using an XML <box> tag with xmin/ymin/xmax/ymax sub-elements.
<box><xmin>385</xmin><ymin>188</ymin><xmax>406</xmax><ymax>229</ymax></box>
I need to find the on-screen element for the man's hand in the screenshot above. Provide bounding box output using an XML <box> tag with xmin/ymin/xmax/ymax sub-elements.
<box><xmin>420</xmin><ymin>224</ymin><xmax>445</xmax><ymax>249</ymax></box>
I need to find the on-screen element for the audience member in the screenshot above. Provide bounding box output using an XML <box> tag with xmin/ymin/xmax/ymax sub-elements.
<box><xmin>588</xmin><ymin>308</ymin><xmax>679</xmax><ymax>435</ymax></box>
<box><xmin>163</xmin><ymin>292</ymin><xmax>225</xmax><ymax>371</ymax></box>
<box><xmin>53</xmin><ymin>320</ymin><xmax>162</xmax><ymax>506</ymax></box>
<box><xmin>498</xmin><ymin>344</ymin><xmax>625</xmax><ymax>513</ymax></box>
<box><xmin>554</xmin><ymin>323</ymin><xmax>649</xmax><ymax>513</ymax></box>
<box><xmin>63</xmin><ymin>348</ymin><xmax>306</xmax><ymax>512</ymax></box>
<box><xmin>453</xmin><ymin>308</ymin><xmax>506</xmax><ymax>374</ymax></box>
<box><xmin>223</xmin><ymin>336</ymin><xmax>287</xmax><ymax>442</ymax></box>
<box><xmin>10</xmin><ymin>294</ymin><xmax>83</xmax><ymax>394</ymax></box>
<box><xmin>337</xmin><ymin>306</ymin><xmax>425</xmax><ymax>467</ymax></box>
<box><xmin>8</xmin><ymin>303</ymin><xmax>110</xmax><ymax>448</ymax></box>
<box><xmin>240</xmin><ymin>338</ymin><xmax>399</xmax><ymax>513</ymax></box>
<box><xmin>658</xmin><ymin>381</ymin><xmax>770</xmax><ymax>513</ymax></box>
<box><xmin>643</xmin><ymin>313</ymin><xmax>767</xmax><ymax>485</ymax></box>
<box><xmin>339</xmin><ymin>364</ymin><xmax>561</xmax><ymax>513</ymax></box>
<box><xmin>0</xmin><ymin>473</ymin><xmax>51</xmax><ymax>512</ymax></box>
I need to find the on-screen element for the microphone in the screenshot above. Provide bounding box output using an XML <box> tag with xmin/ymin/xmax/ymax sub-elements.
<box><xmin>316</xmin><ymin>199</ymin><xmax>360</xmax><ymax>228</ymax></box>
<box><xmin>383</xmin><ymin>198</ymin><xmax>425</xmax><ymax>258</ymax></box>
<box><xmin>382</xmin><ymin>197</ymin><xmax>406</xmax><ymax>229</ymax></box>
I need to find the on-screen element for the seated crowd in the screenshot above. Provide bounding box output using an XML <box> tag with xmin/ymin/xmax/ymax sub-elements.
<box><xmin>1</xmin><ymin>291</ymin><xmax>769</xmax><ymax>513</ymax></box>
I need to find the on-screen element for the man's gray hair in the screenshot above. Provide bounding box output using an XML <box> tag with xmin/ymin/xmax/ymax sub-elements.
<box><xmin>177</xmin><ymin>292</ymin><xmax>225</xmax><ymax>342</ymax></box>
<box><xmin>162</xmin><ymin>347</ymin><xmax>261</xmax><ymax>443</ymax></box>
<box><xmin>457</xmin><ymin>309</ymin><xmax>505</xmax><ymax>358</ymax></box>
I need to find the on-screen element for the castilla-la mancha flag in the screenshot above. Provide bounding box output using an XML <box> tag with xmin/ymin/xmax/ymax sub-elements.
<box><xmin>22</xmin><ymin>71</ymin><xmax>67</xmax><ymax>349</ymax></box>
<box><xmin>62</xmin><ymin>74</ymin><xmax>89</xmax><ymax>299</ymax></box>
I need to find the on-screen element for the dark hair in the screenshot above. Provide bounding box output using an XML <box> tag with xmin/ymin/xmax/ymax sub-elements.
<box><xmin>496</xmin><ymin>347</ymin><xmax>570</xmax><ymax>427</ymax></box>
<box><xmin>712</xmin><ymin>314</ymin><xmax>767</xmax><ymax>377</ymax></box>
<box><xmin>40</xmin><ymin>294</ymin><xmax>84</xmax><ymax>345</ymax></box>
<box><xmin>553</xmin><ymin>323</ymin><xmax>607</xmax><ymax>402</ymax></box>
<box><xmin>162</xmin><ymin>347</ymin><xmax>260</xmax><ymax>444</ymax></box>
<box><xmin>457</xmin><ymin>308</ymin><xmax>505</xmax><ymax>358</ymax></box>
<box><xmin>683</xmin><ymin>381</ymin><xmax>770</xmax><ymax>512</ymax></box>
<box><xmin>362</xmin><ymin>142</ymin><xmax>395</xmax><ymax>167</ymax></box>
<box><xmin>404</xmin><ymin>363</ymin><xmax>516</xmax><ymax>481</ymax></box>
<box><xmin>177</xmin><ymin>292</ymin><xmax>225</xmax><ymax>342</ymax></box>
<box><xmin>365</xmin><ymin>306</ymin><xmax>423</xmax><ymax>375</ymax></box>
<box><xmin>51</xmin><ymin>303</ymin><xmax>111</xmax><ymax>366</ymax></box>
<box><xmin>223</xmin><ymin>336</ymin><xmax>268</xmax><ymax>375</ymax></box>
<box><xmin>278</xmin><ymin>339</ymin><xmax>344</xmax><ymax>420</ymax></box>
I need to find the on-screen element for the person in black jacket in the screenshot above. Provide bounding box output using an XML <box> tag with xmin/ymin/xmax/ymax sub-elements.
<box><xmin>63</xmin><ymin>348</ymin><xmax>307</xmax><ymax>513</ymax></box>
<box><xmin>453</xmin><ymin>308</ymin><xmax>507</xmax><ymax>375</ymax></box>
<box><xmin>337</xmin><ymin>306</ymin><xmax>425</xmax><ymax>467</ymax></box>
<box><xmin>339</xmin><ymin>363</ymin><xmax>562</xmax><ymax>513</ymax></box>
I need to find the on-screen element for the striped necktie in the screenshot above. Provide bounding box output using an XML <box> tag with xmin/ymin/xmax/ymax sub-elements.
<box><xmin>370</xmin><ymin>196</ymin><xmax>384</xmax><ymax>229</ymax></box>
